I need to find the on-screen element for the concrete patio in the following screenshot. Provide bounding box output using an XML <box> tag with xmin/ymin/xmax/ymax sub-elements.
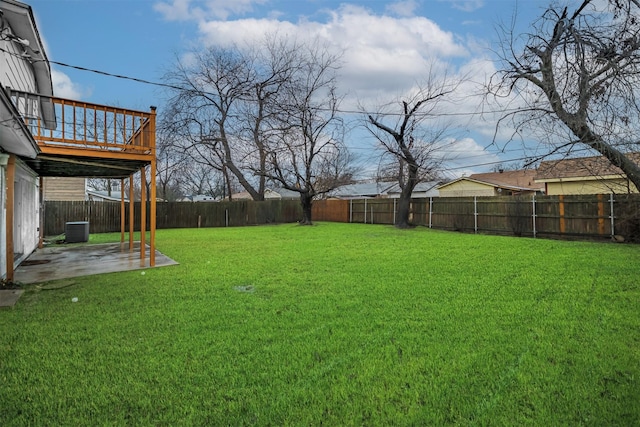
<box><xmin>13</xmin><ymin>242</ymin><xmax>178</xmax><ymax>284</ymax></box>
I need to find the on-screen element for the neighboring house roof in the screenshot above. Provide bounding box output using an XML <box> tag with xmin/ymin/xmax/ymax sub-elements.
<box><xmin>386</xmin><ymin>181</ymin><xmax>440</xmax><ymax>198</ymax></box>
<box><xmin>269</xmin><ymin>188</ymin><xmax>299</xmax><ymax>199</ymax></box>
<box><xmin>329</xmin><ymin>182</ymin><xmax>395</xmax><ymax>199</ymax></box>
<box><xmin>229</xmin><ymin>188</ymin><xmax>299</xmax><ymax>200</ymax></box>
<box><xmin>184</xmin><ymin>194</ymin><xmax>216</xmax><ymax>202</ymax></box>
<box><xmin>87</xmin><ymin>188</ymin><xmax>129</xmax><ymax>202</ymax></box>
<box><xmin>535</xmin><ymin>153</ymin><xmax>640</xmax><ymax>181</ymax></box>
<box><xmin>439</xmin><ymin>169</ymin><xmax>544</xmax><ymax>193</ymax></box>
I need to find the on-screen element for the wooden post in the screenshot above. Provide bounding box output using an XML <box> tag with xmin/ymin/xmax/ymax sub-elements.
<box><xmin>5</xmin><ymin>155</ymin><xmax>15</xmax><ymax>281</ymax></box>
<box><xmin>558</xmin><ymin>195</ymin><xmax>566</xmax><ymax>234</ymax></box>
<box><xmin>120</xmin><ymin>178</ymin><xmax>125</xmax><ymax>243</ymax></box>
<box><xmin>140</xmin><ymin>167</ymin><xmax>146</xmax><ymax>265</ymax></box>
<box><xmin>38</xmin><ymin>176</ymin><xmax>44</xmax><ymax>249</ymax></box>
<box><xmin>597</xmin><ymin>193</ymin><xmax>605</xmax><ymax>235</ymax></box>
<box><xmin>129</xmin><ymin>174</ymin><xmax>134</xmax><ymax>250</ymax></box>
<box><xmin>149</xmin><ymin>106</ymin><xmax>157</xmax><ymax>267</ymax></box>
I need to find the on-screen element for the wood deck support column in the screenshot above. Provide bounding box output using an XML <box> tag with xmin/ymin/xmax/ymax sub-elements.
<box><xmin>120</xmin><ymin>178</ymin><xmax>125</xmax><ymax>243</ymax></box>
<box><xmin>38</xmin><ymin>176</ymin><xmax>44</xmax><ymax>249</ymax></box>
<box><xmin>5</xmin><ymin>155</ymin><xmax>15</xmax><ymax>281</ymax></box>
<box><xmin>129</xmin><ymin>174</ymin><xmax>134</xmax><ymax>250</ymax></box>
<box><xmin>140</xmin><ymin>167</ymin><xmax>146</xmax><ymax>265</ymax></box>
<box><xmin>149</xmin><ymin>106</ymin><xmax>157</xmax><ymax>267</ymax></box>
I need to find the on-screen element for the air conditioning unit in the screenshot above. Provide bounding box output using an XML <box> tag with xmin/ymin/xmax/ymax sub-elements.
<box><xmin>65</xmin><ymin>221</ymin><xmax>89</xmax><ymax>243</ymax></box>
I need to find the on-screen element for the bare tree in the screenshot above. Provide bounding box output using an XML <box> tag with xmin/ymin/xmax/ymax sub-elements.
<box><xmin>163</xmin><ymin>36</ymin><xmax>321</xmax><ymax>201</ymax></box>
<box><xmin>163</xmin><ymin>47</ymin><xmax>265</xmax><ymax>199</ymax></box>
<box><xmin>264</xmin><ymin>42</ymin><xmax>353</xmax><ymax>225</ymax></box>
<box><xmin>154</xmin><ymin>127</ymin><xmax>188</xmax><ymax>201</ymax></box>
<box><xmin>366</xmin><ymin>71</ymin><xmax>459</xmax><ymax>228</ymax></box>
<box><xmin>180</xmin><ymin>163</ymin><xmax>228</xmax><ymax>199</ymax></box>
<box><xmin>491</xmin><ymin>0</ymin><xmax>640</xmax><ymax>189</ymax></box>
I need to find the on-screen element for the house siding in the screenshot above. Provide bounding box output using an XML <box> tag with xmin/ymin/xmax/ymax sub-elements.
<box><xmin>1</xmin><ymin>39</ymin><xmax>36</xmax><ymax>93</ymax></box>
<box><xmin>0</xmin><ymin>164</ymin><xmax>6</xmax><ymax>277</ymax></box>
<box><xmin>439</xmin><ymin>180</ymin><xmax>496</xmax><ymax>197</ymax></box>
<box><xmin>545</xmin><ymin>178</ymin><xmax>639</xmax><ymax>195</ymax></box>
<box><xmin>13</xmin><ymin>160</ymin><xmax>39</xmax><ymax>262</ymax></box>
<box><xmin>43</xmin><ymin>177</ymin><xmax>87</xmax><ymax>201</ymax></box>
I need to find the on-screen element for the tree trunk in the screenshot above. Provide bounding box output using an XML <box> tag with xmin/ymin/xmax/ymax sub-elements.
<box><xmin>395</xmin><ymin>165</ymin><xmax>418</xmax><ymax>229</ymax></box>
<box><xmin>299</xmin><ymin>192</ymin><xmax>313</xmax><ymax>225</ymax></box>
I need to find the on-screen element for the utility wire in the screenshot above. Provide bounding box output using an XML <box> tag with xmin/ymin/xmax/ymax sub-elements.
<box><xmin>0</xmin><ymin>45</ymin><xmax>530</xmax><ymax>118</ymax></box>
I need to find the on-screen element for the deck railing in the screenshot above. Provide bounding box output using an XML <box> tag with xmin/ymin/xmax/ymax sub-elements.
<box><xmin>9</xmin><ymin>89</ymin><xmax>154</xmax><ymax>155</ymax></box>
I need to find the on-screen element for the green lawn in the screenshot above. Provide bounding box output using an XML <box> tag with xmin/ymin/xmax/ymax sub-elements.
<box><xmin>1</xmin><ymin>223</ymin><xmax>639</xmax><ymax>425</ymax></box>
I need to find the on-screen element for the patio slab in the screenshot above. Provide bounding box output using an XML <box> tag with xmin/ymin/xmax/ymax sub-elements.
<box><xmin>14</xmin><ymin>242</ymin><xmax>179</xmax><ymax>284</ymax></box>
<box><xmin>0</xmin><ymin>289</ymin><xmax>25</xmax><ymax>308</ymax></box>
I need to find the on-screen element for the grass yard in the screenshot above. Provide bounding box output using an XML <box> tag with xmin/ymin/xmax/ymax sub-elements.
<box><xmin>1</xmin><ymin>223</ymin><xmax>639</xmax><ymax>425</ymax></box>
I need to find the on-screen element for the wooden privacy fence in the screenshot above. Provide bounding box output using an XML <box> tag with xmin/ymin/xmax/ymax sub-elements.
<box><xmin>44</xmin><ymin>194</ymin><xmax>640</xmax><ymax>241</ymax></box>
<box><xmin>43</xmin><ymin>200</ymin><xmax>302</xmax><ymax>236</ymax></box>
<box><xmin>313</xmin><ymin>194</ymin><xmax>640</xmax><ymax>241</ymax></box>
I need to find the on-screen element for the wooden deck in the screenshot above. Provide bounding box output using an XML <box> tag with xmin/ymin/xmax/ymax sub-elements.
<box><xmin>5</xmin><ymin>90</ymin><xmax>157</xmax><ymax>281</ymax></box>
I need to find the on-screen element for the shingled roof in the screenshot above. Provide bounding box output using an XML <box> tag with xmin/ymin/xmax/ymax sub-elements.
<box><xmin>536</xmin><ymin>153</ymin><xmax>640</xmax><ymax>181</ymax></box>
<box><xmin>466</xmin><ymin>169</ymin><xmax>544</xmax><ymax>191</ymax></box>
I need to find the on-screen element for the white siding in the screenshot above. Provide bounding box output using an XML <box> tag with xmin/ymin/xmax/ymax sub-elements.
<box><xmin>0</xmin><ymin>32</ymin><xmax>37</xmax><ymax>92</ymax></box>
<box><xmin>13</xmin><ymin>161</ymin><xmax>39</xmax><ymax>265</ymax></box>
<box><xmin>1</xmin><ymin>24</ymin><xmax>39</xmax><ymax>123</ymax></box>
<box><xmin>0</xmin><ymin>165</ymin><xmax>6</xmax><ymax>278</ymax></box>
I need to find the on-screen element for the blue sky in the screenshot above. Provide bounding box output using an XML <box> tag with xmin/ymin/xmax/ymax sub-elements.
<box><xmin>27</xmin><ymin>0</ymin><xmax>557</xmax><ymax>177</ymax></box>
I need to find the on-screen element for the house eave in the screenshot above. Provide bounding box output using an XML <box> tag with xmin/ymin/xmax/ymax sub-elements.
<box><xmin>1</xmin><ymin>0</ymin><xmax>56</xmax><ymax>129</ymax></box>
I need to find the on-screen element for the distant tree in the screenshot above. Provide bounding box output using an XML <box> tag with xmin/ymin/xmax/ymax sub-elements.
<box><xmin>155</xmin><ymin>127</ymin><xmax>187</xmax><ymax>201</ymax></box>
<box><xmin>366</xmin><ymin>69</ymin><xmax>460</xmax><ymax>228</ymax></box>
<box><xmin>491</xmin><ymin>0</ymin><xmax>640</xmax><ymax>189</ymax></box>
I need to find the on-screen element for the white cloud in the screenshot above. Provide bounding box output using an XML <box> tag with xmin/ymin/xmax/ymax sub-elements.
<box><xmin>438</xmin><ymin>0</ymin><xmax>484</xmax><ymax>13</ymax></box>
<box><xmin>164</xmin><ymin>1</ymin><xmax>523</xmax><ymax>175</ymax></box>
<box><xmin>385</xmin><ymin>0</ymin><xmax>419</xmax><ymax>17</ymax></box>
<box><xmin>196</xmin><ymin>4</ymin><xmax>469</xmax><ymax>109</ymax></box>
<box><xmin>51</xmin><ymin>69</ymin><xmax>86</xmax><ymax>99</ymax></box>
<box><xmin>154</xmin><ymin>0</ymin><xmax>267</xmax><ymax>21</ymax></box>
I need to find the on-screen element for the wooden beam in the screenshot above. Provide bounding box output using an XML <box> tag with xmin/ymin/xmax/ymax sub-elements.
<box><xmin>149</xmin><ymin>107</ymin><xmax>157</xmax><ymax>267</ymax></box>
<box><xmin>129</xmin><ymin>174</ymin><xmax>134</xmax><ymax>250</ymax></box>
<box><xmin>120</xmin><ymin>178</ymin><xmax>125</xmax><ymax>244</ymax></box>
<box><xmin>5</xmin><ymin>155</ymin><xmax>15</xmax><ymax>281</ymax></box>
<box><xmin>36</xmin><ymin>155</ymin><xmax>138</xmax><ymax>171</ymax></box>
<box><xmin>38</xmin><ymin>176</ymin><xmax>44</xmax><ymax>249</ymax></box>
<box><xmin>39</xmin><ymin>146</ymin><xmax>152</xmax><ymax>162</ymax></box>
<box><xmin>140</xmin><ymin>167</ymin><xmax>146</xmax><ymax>265</ymax></box>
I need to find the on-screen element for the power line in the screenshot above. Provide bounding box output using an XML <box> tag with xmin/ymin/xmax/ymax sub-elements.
<box><xmin>0</xmin><ymin>45</ymin><xmax>528</xmax><ymax>119</ymax></box>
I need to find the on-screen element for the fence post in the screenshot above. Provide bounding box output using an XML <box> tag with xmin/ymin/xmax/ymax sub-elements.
<box><xmin>393</xmin><ymin>198</ymin><xmax>396</xmax><ymax>225</ymax></box>
<box><xmin>609</xmin><ymin>193</ymin><xmax>615</xmax><ymax>237</ymax></box>
<box><xmin>559</xmin><ymin>195</ymin><xmax>566</xmax><ymax>234</ymax></box>
<box><xmin>532</xmin><ymin>194</ymin><xmax>537</xmax><ymax>238</ymax></box>
<box><xmin>349</xmin><ymin>199</ymin><xmax>353</xmax><ymax>223</ymax></box>
<box><xmin>225</xmin><ymin>208</ymin><xmax>229</xmax><ymax>227</ymax></box>
<box><xmin>429</xmin><ymin>197</ymin><xmax>433</xmax><ymax>228</ymax></box>
<box><xmin>474</xmin><ymin>196</ymin><xmax>478</xmax><ymax>234</ymax></box>
<box><xmin>364</xmin><ymin>199</ymin><xmax>367</xmax><ymax>224</ymax></box>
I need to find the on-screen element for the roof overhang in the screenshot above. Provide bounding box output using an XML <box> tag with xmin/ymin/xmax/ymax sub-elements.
<box><xmin>1</xmin><ymin>0</ymin><xmax>56</xmax><ymax>129</ymax></box>
<box><xmin>438</xmin><ymin>176</ymin><xmax>541</xmax><ymax>192</ymax></box>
